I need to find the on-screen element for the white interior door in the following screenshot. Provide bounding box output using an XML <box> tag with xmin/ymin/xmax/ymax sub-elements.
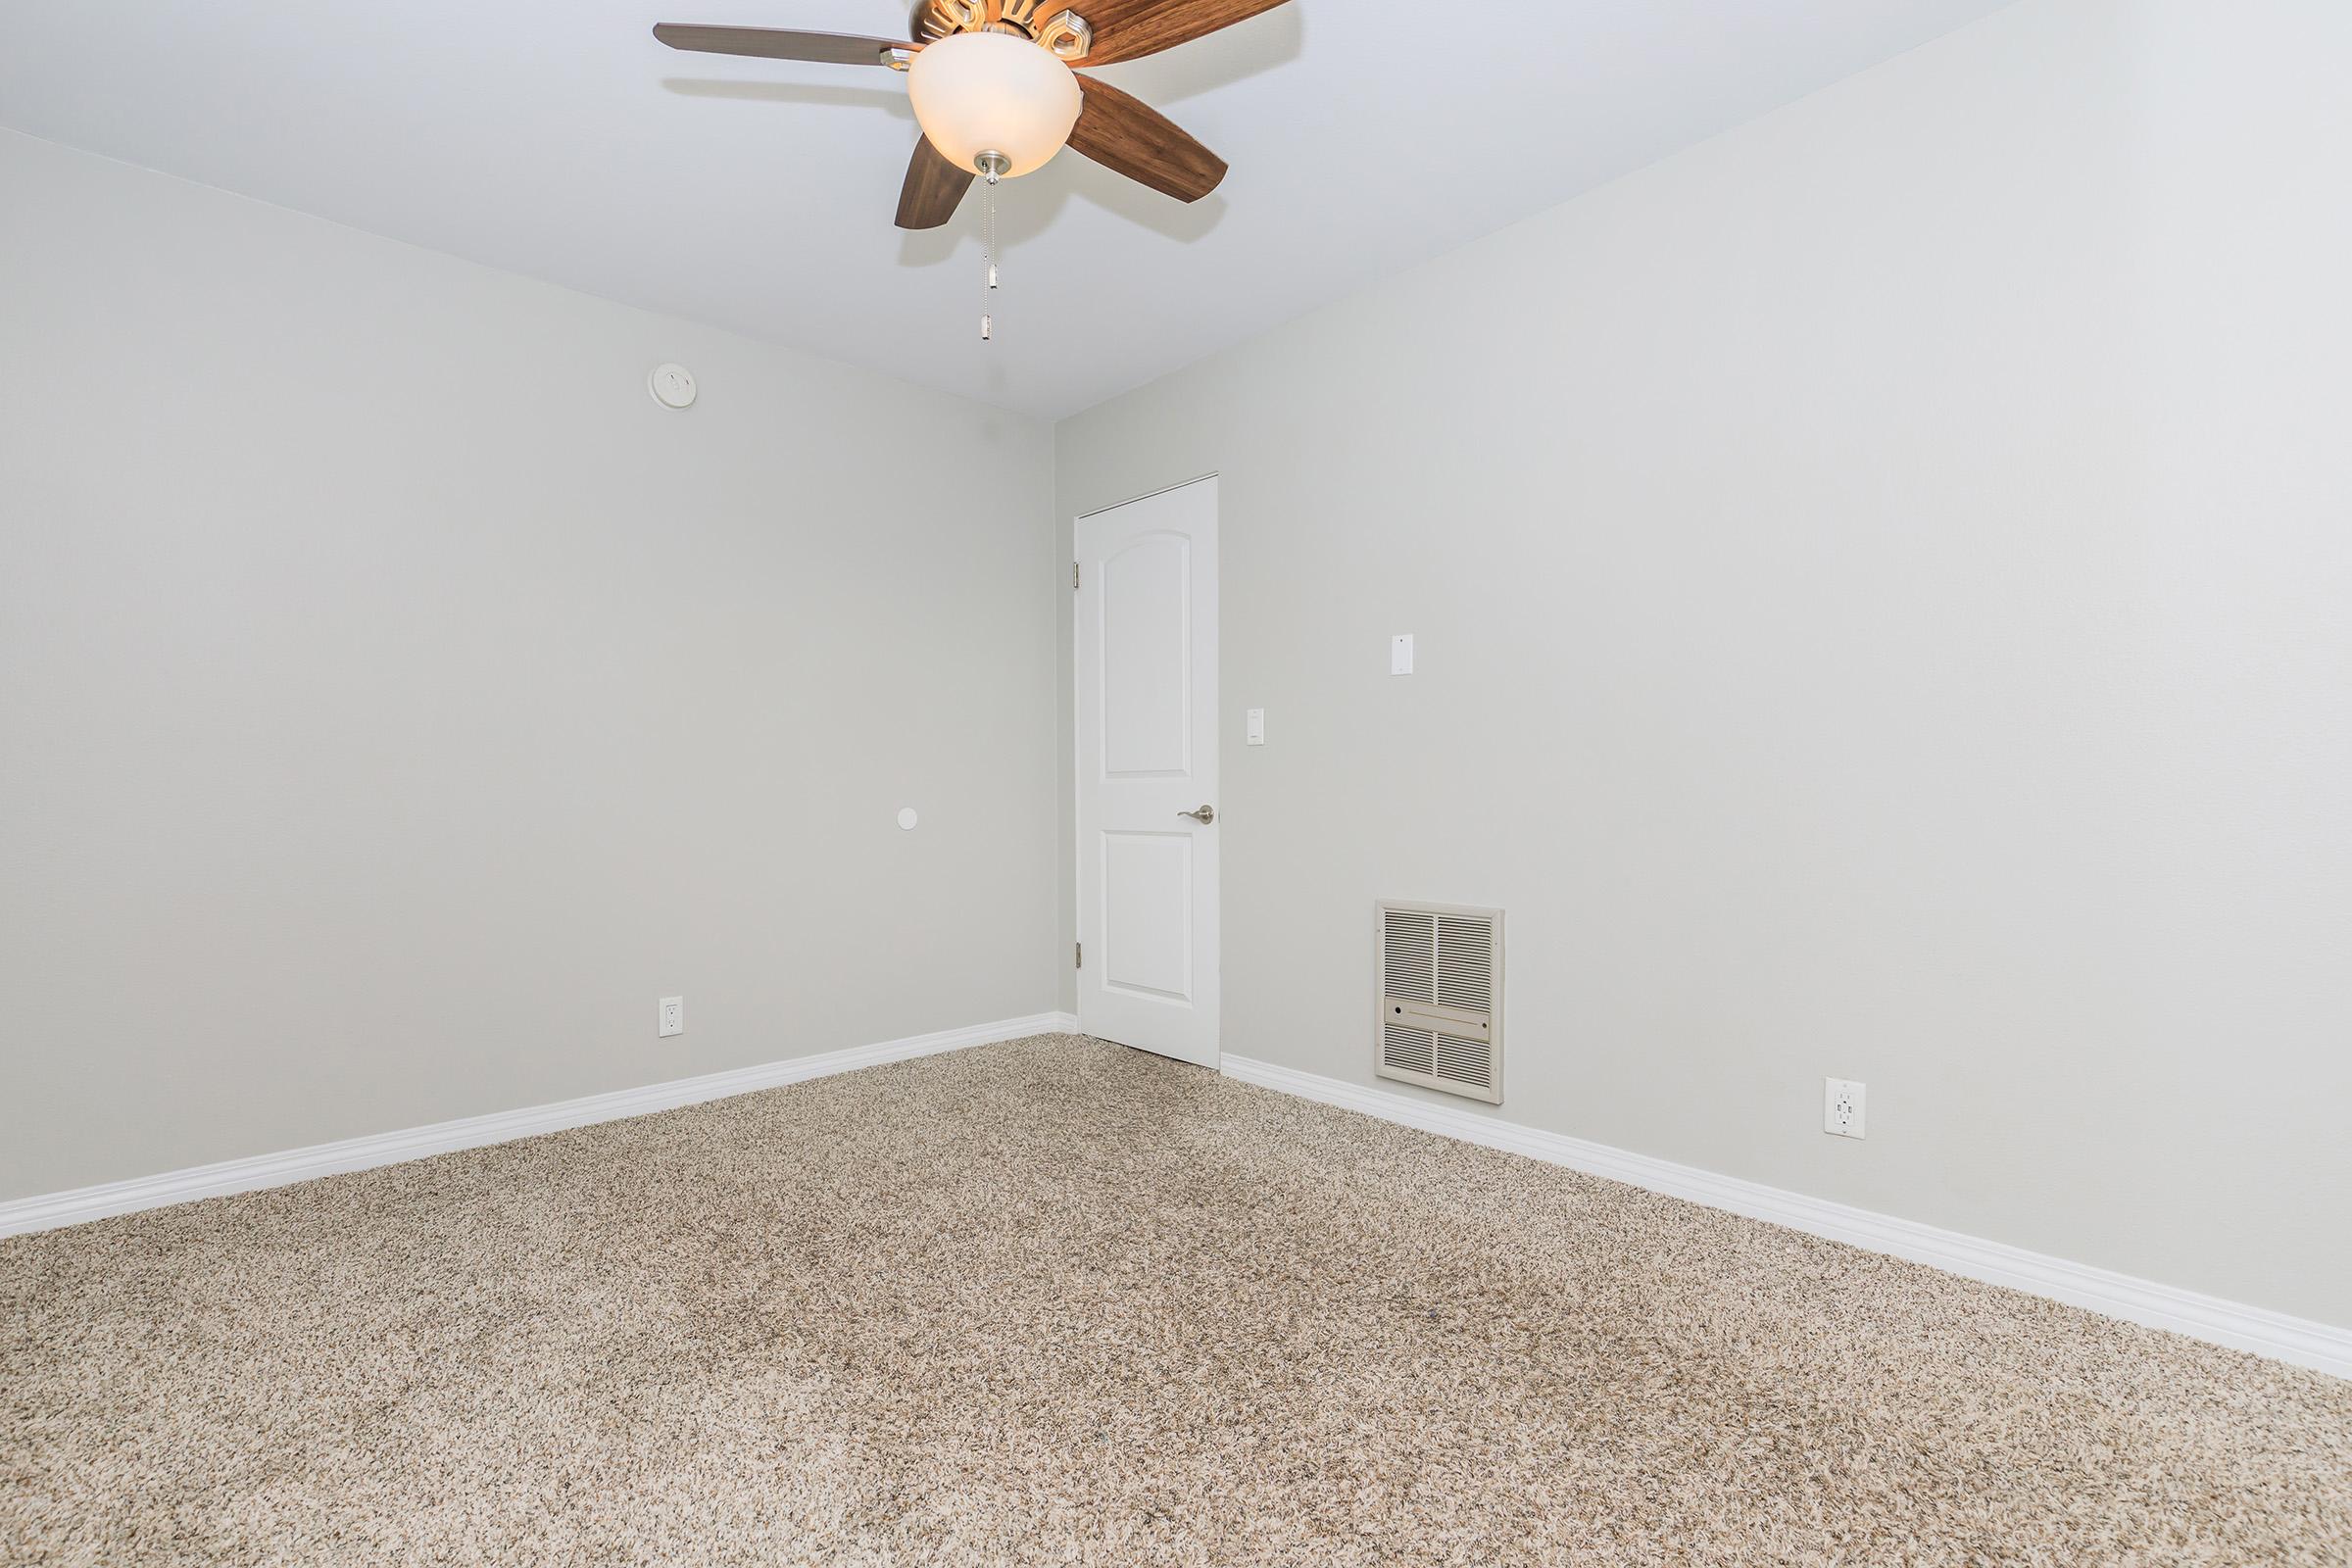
<box><xmin>1075</xmin><ymin>477</ymin><xmax>1219</xmax><ymax>1067</ymax></box>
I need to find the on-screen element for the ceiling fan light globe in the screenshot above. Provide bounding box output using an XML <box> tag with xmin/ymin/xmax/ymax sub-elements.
<box><xmin>906</xmin><ymin>31</ymin><xmax>1081</xmax><ymax>179</ymax></box>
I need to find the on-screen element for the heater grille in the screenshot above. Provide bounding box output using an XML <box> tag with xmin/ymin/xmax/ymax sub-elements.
<box><xmin>1382</xmin><ymin>1022</ymin><xmax>1435</xmax><ymax>1077</ymax></box>
<box><xmin>1376</xmin><ymin>902</ymin><xmax>1503</xmax><ymax>1103</ymax></box>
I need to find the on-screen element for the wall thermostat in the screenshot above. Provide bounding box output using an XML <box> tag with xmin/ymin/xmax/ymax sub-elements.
<box><xmin>897</xmin><ymin>808</ymin><xmax>919</xmax><ymax>830</ymax></box>
<box><xmin>648</xmin><ymin>363</ymin><xmax>697</xmax><ymax>409</ymax></box>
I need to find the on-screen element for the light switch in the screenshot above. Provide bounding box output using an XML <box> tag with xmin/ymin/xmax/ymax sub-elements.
<box><xmin>1390</xmin><ymin>633</ymin><xmax>1415</xmax><ymax>675</ymax></box>
<box><xmin>1246</xmin><ymin>708</ymin><xmax>1265</xmax><ymax>746</ymax></box>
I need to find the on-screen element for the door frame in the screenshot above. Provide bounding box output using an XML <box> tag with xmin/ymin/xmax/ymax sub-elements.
<box><xmin>1071</xmin><ymin>471</ymin><xmax>1222</xmax><ymax>1067</ymax></box>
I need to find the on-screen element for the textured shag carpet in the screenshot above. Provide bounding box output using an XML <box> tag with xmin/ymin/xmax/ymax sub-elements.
<box><xmin>3</xmin><ymin>1035</ymin><xmax>2348</xmax><ymax>1566</ymax></box>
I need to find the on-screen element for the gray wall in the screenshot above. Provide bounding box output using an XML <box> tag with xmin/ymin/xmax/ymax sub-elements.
<box><xmin>0</xmin><ymin>128</ymin><xmax>1062</xmax><ymax>1200</ymax></box>
<box><xmin>1055</xmin><ymin>0</ymin><xmax>2352</xmax><ymax>1328</ymax></box>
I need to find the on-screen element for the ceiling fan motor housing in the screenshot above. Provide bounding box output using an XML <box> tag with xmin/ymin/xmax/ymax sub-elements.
<box><xmin>915</xmin><ymin>0</ymin><xmax>1093</xmax><ymax>60</ymax></box>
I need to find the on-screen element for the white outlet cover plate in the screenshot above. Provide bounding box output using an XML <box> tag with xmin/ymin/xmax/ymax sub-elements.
<box><xmin>1246</xmin><ymin>708</ymin><xmax>1265</xmax><ymax>746</ymax></box>
<box><xmin>659</xmin><ymin>996</ymin><xmax>685</xmax><ymax>1037</ymax></box>
<box><xmin>1824</xmin><ymin>1077</ymin><xmax>1866</xmax><ymax>1139</ymax></box>
<box><xmin>1390</xmin><ymin>634</ymin><xmax>1414</xmax><ymax>675</ymax></box>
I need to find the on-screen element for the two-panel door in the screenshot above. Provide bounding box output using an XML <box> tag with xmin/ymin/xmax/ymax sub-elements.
<box><xmin>1074</xmin><ymin>477</ymin><xmax>1219</xmax><ymax>1067</ymax></box>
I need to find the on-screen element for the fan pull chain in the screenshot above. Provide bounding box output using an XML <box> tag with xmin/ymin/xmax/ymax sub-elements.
<box><xmin>980</xmin><ymin>161</ymin><xmax>1001</xmax><ymax>342</ymax></box>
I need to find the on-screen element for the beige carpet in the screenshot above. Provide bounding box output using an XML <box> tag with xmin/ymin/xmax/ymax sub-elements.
<box><xmin>4</xmin><ymin>1036</ymin><xmax>2347</xmax><ymax>1566</ymax></box>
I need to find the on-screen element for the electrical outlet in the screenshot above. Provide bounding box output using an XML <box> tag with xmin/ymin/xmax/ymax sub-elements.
<box><xmin>659</xmin><ymin>997</ymin><xmax>684</xmax><ymax>1039</ymax></box>
<box><xmin>1824</xmin><ymin>1077</ymin><xmax>1866</xmax><ymax>1139</ymax></box>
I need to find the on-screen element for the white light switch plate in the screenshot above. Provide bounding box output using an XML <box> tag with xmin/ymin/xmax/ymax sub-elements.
<box><xmin>1390</xmin><ymin>633</ymin><xmax>1414</xmax><ymax>675</ymax></box>
<box><xmin>659</xmin><ymin>997</ymin><xmax>685</xmax><ymax>1038</ymax></box>
<box><xmin>1246</xmin><ymin>708</ymin><xmax>1265</xmax><ymax>746</ymax></box>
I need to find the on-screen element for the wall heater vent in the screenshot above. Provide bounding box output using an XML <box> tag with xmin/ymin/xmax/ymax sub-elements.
<box><xmin>1377</xmin><ymin>901</ymin><xmax>1503</xmax><ymax>1104</ymax></box>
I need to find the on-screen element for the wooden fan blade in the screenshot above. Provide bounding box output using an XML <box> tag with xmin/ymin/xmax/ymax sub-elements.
<box><xmin>1066</xmin><ymin>76</ymin><xmax>1227</xmax><ymax>203</ymax></box>
<box><xmin>897</xmin><ymin>137</ymin><xmax>976</xmax><ymax>229</ymax></box>
<box><xmin>1081</xmin><ymin>0</ymin><xmax>1291</xmax><ymax>65</ymax></box>
<box><xmin>652</xmin><ymin>24</ymin><xmax>910</xmax><ymax>67</ymax></box>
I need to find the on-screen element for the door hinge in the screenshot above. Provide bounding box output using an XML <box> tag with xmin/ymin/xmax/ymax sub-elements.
<box><xmin>1074</xmin><ymin>941</ymin><xmax>1082</xmax><ymax>969</ymax></box>
<box><xmin>1072</xmin><ymin>562</ymin><xmax>1080</xmax><ymax>589</ymax></box>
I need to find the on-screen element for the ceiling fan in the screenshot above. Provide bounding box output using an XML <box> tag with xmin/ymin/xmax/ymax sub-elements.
<box><xmin>654</xmin><ymin>0</ymin><xmax>1290</xmax><ymax>230</ymax></box>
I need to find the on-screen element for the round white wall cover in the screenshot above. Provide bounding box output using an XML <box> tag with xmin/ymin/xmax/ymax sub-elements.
<box><xmin>897</xmin><ymin>808</ymin><xmax>918</xmax><ymax>831</ymax></box>
<box><xmin>648</xmin><ymin>363</ymin><xmax>696</xmax><ymax>409</ymax></box>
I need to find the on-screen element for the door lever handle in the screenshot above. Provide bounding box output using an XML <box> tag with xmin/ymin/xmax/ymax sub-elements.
<box><xmin>1177</xmin><ymin>805</ymin><xmax>1216</xmax><ymax>824</ymax></box>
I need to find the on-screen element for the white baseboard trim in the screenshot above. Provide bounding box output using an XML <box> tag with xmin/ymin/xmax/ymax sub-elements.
<box><xmin>0</xmin><ymin>1010</ymin><xmax>1082</xmax><ymax>1240</ymax></box>
<box><xmin>1221</xmin><ymin>1054</ymin><xmax>2351</xmax><ymax>1382</ymax></box>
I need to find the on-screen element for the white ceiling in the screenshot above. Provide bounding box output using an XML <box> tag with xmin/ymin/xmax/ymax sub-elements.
<box><xmin>0</xmin><ymin>0</ymin><xmax>2011</xmax><ymax>418</ymax></box>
